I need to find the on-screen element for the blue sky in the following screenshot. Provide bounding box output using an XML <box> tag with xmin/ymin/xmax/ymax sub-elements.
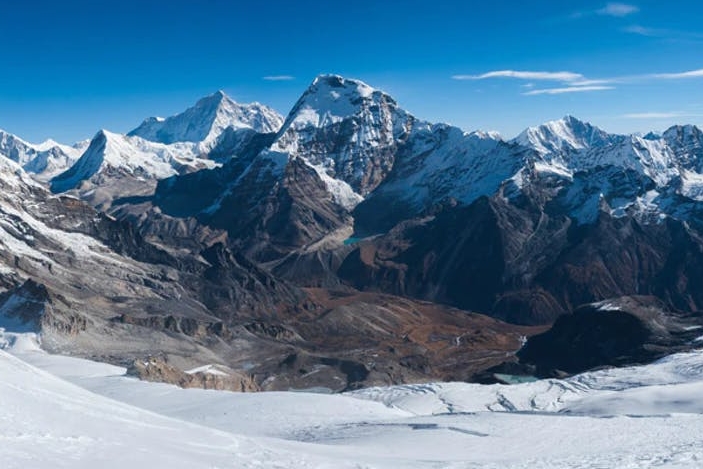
<box><xmin>1</xmin><ymin>0</ymin><xmax>702</xmax><ymax>143</ymax></box>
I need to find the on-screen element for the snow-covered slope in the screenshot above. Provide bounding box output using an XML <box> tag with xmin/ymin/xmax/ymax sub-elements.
<box><xmin>8</xmin><ymin>80</ymin><xmax>703</xmax><ymax>235</ymax></box>
<box><xmin>184</xmin><ymin>74</ymin><xmax>421</xmax><ymax>254</ymax></box>
<box><xmin>515</xmin><ymin>115</ymin><xmax>622</xmax><ymax>156</ymax></box>
<box><xmin>129</xmin><ymin>90</ymin><xmax>283</xmax><ymax>147</ymax></box>
<box><xmin>512</xmin><ymin>117</ymin><xmax>676</xmax><ymax>183</ymax></box>
<box><xmin>142</xmin><ymin>77</ymin><xmax>703</xmax><ymax>245</ymax></box>
<box><xmin>52</xmin><ymin>130</ymin><xmax>216</xmax><ymax>189</ymax></box>
<box><xmin>352</xmin><ymin>347</ymin><xmax>703</xmax><ymax>415</ymax></box>
<box><xmin>33</xmin><ymin>76</ymin><xmax>703</xmax><ymax>237</ymax></box>
<box><xmin>663</xmin><ymin>124</ymin><xmax>703</xmax><ymax>171</ymax></box>
<box><xmin>50</xmin><ymin>130</ymin><xmax>219</xmax><ymax>208</ymax></box>
<box><xmin>0</xmin><ymin>348</ymin><xmax>342</xmax><ymax>469</ymax></box>
<box><xmin>404</xmin><ymin>128</ymin><xmax>521</xmax><ymax>205</ymax></box>
<box><xmin>0</xmin><ymin>158</ymin><xmax>171</xmax><ymax>298</ymax></box>
<box><xmin>260</xmin><ymin>105</ymin><xmax>703</xmax><ymax>230</ymax></box>
<box><xmin>49</xmin><ymin>92</ymin><xmax>284</xmax><ymax>209</ymax></box>
<box><xmin>0</xmin><ymin>129</ymin><xmax>83</xmax><ymax>181</ymax></box>
<box><xmin>507</xmin><ymin>117</ymin><xmax>703</xmax><ymax>225</ymax></box>
<box><xmin>262</xmin><ymin>74</ymin><xmax>415</xmax><ymax>208</ymax></box>
<box><xmin>3</xmin><ymin>328</ymin><xmax>703</xmax><ymax>469</ymax></box>
<box><xmin>355</xmin><ymin>124</ymin><xmax>526</xmax><ymax>230</ymax></box>
<box><xmin>352</xmin><ymin>111</ymin><xmax>703</xmax><ymax>231</ymax></box>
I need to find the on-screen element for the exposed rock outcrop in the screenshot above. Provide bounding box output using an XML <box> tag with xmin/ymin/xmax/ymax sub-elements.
<box><xmin>518</xmin><ymin>296</ymin><xmax>703</xmax><ymax>377</ymax></box>
<box><xmin>127</xmin><ymin>356</ymin><xmax>260</xmax><ymax>392</ymax></box>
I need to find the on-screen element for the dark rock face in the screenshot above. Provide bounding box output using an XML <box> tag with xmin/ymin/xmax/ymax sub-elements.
<box><xmin>243</xmin><ymin>321</ymin><xmax>301</xmax><ymax>341</ymax></box>
<box><xmin>277</xmin><ymin>74</ymin><xmax>413</xmax><ymax>196</ymax></box>
<box><xmin>535</xmin><ymin>215</ymin><xmax>703</xmax><ymax>313</ymax></box>
<box><xmin>196</xmin><ymin>243</ymin><xmax>307</xmax><ymax>319</ymax></box>
<box><xmin>153</xmin><ymin>132</ymin><xmax>277</xmax><ymax>217</ymax></box>
<box><xmin>153</xmin><ymin>152</ymin><xmax>350</xmax><ymax>262</ymax></box>
<box><xmin>270</xmin><ymin>245</ymin><xmax>356</xmax><ymax>289</ymax></box>
<box><xmin>339</xmin><ymin>196</ymin><xmax>572</xmax><ymax>324</ymax></box>
<box><xmin>269</xmin><ymin>352</ymin><xmax>370</xmax><ymax>392</ymax></box>
<box><xmin>220</xmin><ymin>157</ymin><xmax>349</xmax><ymax>257</ymax></box>
<box><xmin>0</xmin><ymin>279</ymin><xmax>53</xmax><ymax>330</ymax></box>
<box><xmin>340</xmin><ymin>190</ymin><xmax>703</xmax><ymax>328</ymax></box>
<box><xmin>0</xmin><ymin>279</ymin><xmax>87</xmax><ymax>337</ymax></box>
<box><xmin>518</xmin><ymin>296</ymin><xmax>703</xmax><ymax>377</ymax></box>
<box><xmin>113</xmin><ymin>313</ymin><xmax>234</xmax><ymax>341</ymax></box>
<box><xmin>197</xmin><ymin>156</ymin><xmax>350</xmax><ymax>261</ymax></box>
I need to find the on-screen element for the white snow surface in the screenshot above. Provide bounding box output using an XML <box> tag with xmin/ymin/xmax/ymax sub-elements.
<box><xmin>50</xmin><ymin>92</ymin><xmax>283</xmax><ymax>194</ymax></box>
<box><xmin>0</xmin><ymin>129</ymin><xmax>82</xmax><ymax>181</ymax></box>
<box><xmin>515</xmin><ymin>115</ymin><xmax>621</xmax><ymax>156</ymax></box>
<box><xmin>1</xmin><ymin>327</ymin><xmax>703</xmax><ymax>468</ymax></box>
<box><xmin>510</xmin><ymin>117</ymin><xmax>703</xmax><ymax>223</ymax></box>
<box><xmin>374</xmin><ymin>125</ymin><xmax>522</xmax><ymax>209</ymax></box>
<box><xmin>129</xmin><ymin>91</ymin><xmax>283</xmax><ymax>147</ymax></box>
<box><xmin>514</xmin><ymin>117</ymin><xmax>678</xmax><ymax>185</ymax></box>
<box><xmin>280</xmin><ymin>75</ymin><xmax>377</xmax><ymax>131</ymax></box>
<box><xmin>50</xmin><ymin>129</ymin><xmax>219</xmax><ymax>192</ymax></box>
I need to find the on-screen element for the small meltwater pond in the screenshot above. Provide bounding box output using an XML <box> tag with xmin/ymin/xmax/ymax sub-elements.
<box><xmin>493</xmin><ymin>373</ymin><xmax>540</xmax><ymax>385</ymax></box>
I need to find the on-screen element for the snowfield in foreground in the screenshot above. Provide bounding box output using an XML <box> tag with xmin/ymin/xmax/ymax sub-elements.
<box><xmin>1</xmin><ymin>329</ymin><xmax>703</xmax><ymax>468</ymax></box>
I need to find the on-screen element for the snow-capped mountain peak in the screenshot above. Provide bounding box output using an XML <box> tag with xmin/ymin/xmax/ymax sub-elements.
<box><xmin>663</xmin><ymin>124</ymin><xmax>702</xmax><ymax>146</ymax></box>
<box><xmin>0</xmin><ymin>129</ymin><xmax>82</xmax><ymax>181</ymax></box>
<box><xmin>33</xmin><ymin>138</ymin><xmax>63</xmax><ymax>151</ymax></box>
<box><xmin>662</xmin><ymin>124</ymin><xmax>703</xmax><ymax>172</ymax></box>
<box><xmin>472</xmin><ymin>129</ymin><xmax>503</xmax><ymax>141</ymax></box>
<box><xmin>515</xmin><ymin>115</ymin><xmax>619</xmax><ymax>155</ymax></box>
<box><xmin>0</xmin><ymin>129</ymin><xmax>33</xmax><ymax>163</ymax></box>
<box><xmin>262</xmin><ymin>74</ymin><xmax>413</xmax><ymax>207</ymax></box>
<box><xmin>128</xmin><ymin>91</ymin><xmax>284</xmax><ymax>146</ymax></box>
<box><xmin>643</xmin><ymin>131</ymin><xmax>663</xmax><ymax>141</ymax></box>
<box><xmin>50</xmin><ymin>129</ymin><xmax>218</xmax><ymax>198</ymax></box>
<box><xmin>279</xmin><ymin>74</ymin><xmax>396</xmax><ymax>132</ymax></box>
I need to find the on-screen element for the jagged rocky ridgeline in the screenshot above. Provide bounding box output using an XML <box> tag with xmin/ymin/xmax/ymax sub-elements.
<box><xmin>1</xmin><ymin>74</ymin><xmax>703</xmax><ymax>390</ymax></box>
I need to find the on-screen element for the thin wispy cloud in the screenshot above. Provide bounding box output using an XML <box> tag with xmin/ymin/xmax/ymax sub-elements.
<box><xmin>621</xmin><ymin>112</ymin><xmax>685</xmax><ymax>119</ymax></box>
<box><xmin>624</xmin><ymin>25</ymin><xmax>658</xmax><ymax>36</ymax></box>
<box><xmin>452</xmin><ymin>69</ymin><xmax>616</xmax><ymax>96</ymax></box>
<box><xmin>456</xmin><ymin>66</ymin><xmax>703</xmax><ymax>94</ymax></box>
<box><xmin>597</xmin><ymin>3</ymin><xmax>639</xmax><ymax>17</ymax></box>
<box><xmin>650</xmin><ymin>68</ymin><xmax>703</xmax><ymax>79</ymax></box>
<box><xmin>262</xmin><ymin>75</ymin><xmax>295</xmax><ymax>81</ymax></box>
<box><xmin>568</xmin><ymin>3</ymin><xmax>639</xmax><ymax>20</ymax></box>
<box><xmin>602</xmin><ymin>67</ymin><xmax>703</xmax><ymax>82</ymax></box>
<box><xmin>452</xmin><ymin>70</ymin><xmax>584</xmax><ymax>81</ymax></box>
<box><xmin>570</xmin><ymin>79</ymin><xmax>616</xmax><ymax>86</ymax></box>
<box><xmin>620</xmin><ymin>111</ymin><xmax>703</xmax><ymax>121</ymax></box>
<box><xmin>524</xmin><ymin>86</ymin><xmax>615</xmax><ymax>96</ymax></box>
<box><xmin>624</xmin><ymin>25</ymin><xmax>703</xmax><ymax>42</ymax></box>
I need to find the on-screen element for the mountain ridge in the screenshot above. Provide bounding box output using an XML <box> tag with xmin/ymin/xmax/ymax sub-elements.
<box><xmin>129</xmin><ymin>90</ymin><xmax>284</xmax><ymax>146</ymax></box>
<box><xmin>0</xmin><ymin>129</ymin><xmax>85</xmax><ymax>181</ymax></box>
<box><xmin>2</xmin><ymin>74</ymin><xmax>703</xmax><ymax>389</ymax></box>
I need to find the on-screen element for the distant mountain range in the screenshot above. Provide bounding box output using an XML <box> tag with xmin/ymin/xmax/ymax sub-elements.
<box><xmin>1</xmin><ymin>74</ymin><xmax>702</xmax><ymax>389</ymax></box>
